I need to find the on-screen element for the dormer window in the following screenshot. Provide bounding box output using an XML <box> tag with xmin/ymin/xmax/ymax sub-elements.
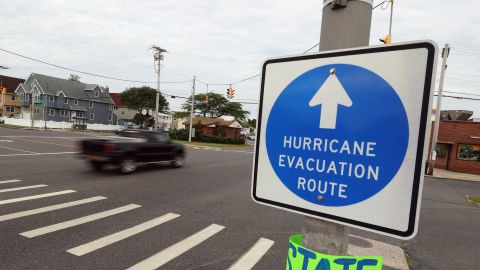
<box><xmin>94</xmin><ymin>91</ymin><xmax>99</xmax><ymax>97</ymax></box>
<box><xmin>49</xmin><ymin>95</ymin><xmax>54</xmax><ymax>102</ymax></box>
<box><xmin>64</xmin><ymin>97</ymin><xmax>68</xmax><ymax>104</ymax></box>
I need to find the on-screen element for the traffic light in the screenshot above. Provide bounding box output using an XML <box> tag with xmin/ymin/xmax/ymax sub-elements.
<box><xmin>379</xmin><ymin>34</ymin><xmax>391</xmax><ymax>45</ymax></box>
<box><xmin>226</xmin><ymin>87</ymin><xmax>235</xmax><ymax>99</ymax></box>
<box><xmin>204</xmin><ymin>95</ymin><xmax>209</xmax><ymax>102</ymax></box>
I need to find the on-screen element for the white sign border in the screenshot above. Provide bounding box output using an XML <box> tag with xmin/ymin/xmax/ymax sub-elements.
<box><xmin>251</xmin><ymin>41</ymin><xmax>438</xmax><ymax>240</ymax></box>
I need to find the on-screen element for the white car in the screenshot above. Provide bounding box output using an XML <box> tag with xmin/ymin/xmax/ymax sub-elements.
<box><xmin>247</xmin><ymin>135</ymin><xmax>256</xmax><ymax>140</ymax></box>
<box><xmin>0</xmin><ymin>116</ymin><xmax>5</xmax><ymax>124</ymax></box>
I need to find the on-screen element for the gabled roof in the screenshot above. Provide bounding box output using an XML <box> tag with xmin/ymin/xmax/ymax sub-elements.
<box><xmin>109</xmin><ymin>92</ymin><xmax>129</xmax><ymax>107</ymax></box>
<box><xmin>0</xmin><ymin>75</ymin><xmax>25</xmax><ymax>94</ymax></box>
<box><xmin>184</xmin><ymin>117</ymin><xmax>243</xmax><ymax>128</ymax></box>
<box><xmin>21</xmin><ymin>73</ymin><xmax>114</xmax><ymax>104</ymax></box>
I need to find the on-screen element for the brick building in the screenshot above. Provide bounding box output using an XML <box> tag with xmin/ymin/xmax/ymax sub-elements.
<box><xmin>432</xmin><ymin>112</ymin><xmax>480</xmax><ymax>174</ymax></box>
<box><xmin>184</xmin><ymin>117</ymin><xmax>243</xmax><ymax>139</ymax></box>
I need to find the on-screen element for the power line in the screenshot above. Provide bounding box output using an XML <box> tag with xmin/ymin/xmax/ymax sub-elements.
<box><xmin>197</xmin><ymin>42</ymin><xmax>322</xmax><ymax>87</ymax></box>
<box><xmin>0</xmin><ymin>48</ymin><xmax>192</xmax><ymax>84</ymax></box>
<box><xmin>434</xmin><ymin>94</ymin><xmax>480</xmax><ymax>101</ymax></box>
<box><xmin>445</xmin><ymin>77</ymin><xmax>480</xmax><ymax>84</ymax></box>
<box><xmin>440</xmin><ymin>90</ymin><xmax>480</xmax><ymax>97</ymax></box>
<box><xmin>447</xmin><ymin>72</ymin><xmax>480</xmax><ymax>78</ymax></box>
<box><xmin>451</xmin><ymin>47</ymin><xmax>480</xmax><ymax>53</ymax></box>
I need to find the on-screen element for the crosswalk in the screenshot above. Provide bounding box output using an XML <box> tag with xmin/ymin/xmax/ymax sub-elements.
<box><xmin>0</xmin><ymin>179</ymin><xmax>275</xmax><ymax>269</ymax></box>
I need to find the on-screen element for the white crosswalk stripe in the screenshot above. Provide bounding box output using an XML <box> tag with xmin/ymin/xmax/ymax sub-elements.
<box><xmin>67</xmin><ymin>213</ymin><xmax>180</xmax><ymax>256</ymax></box>
<box><xmin>20</xmin><ymin>204</ymin><xmax>141</xmax><ymax>238</ymax></box>
<box><xmin>0</xmin><ymin>190</ymin><xmax>76</xmax><ymax>205</ymax></box>
<box><xmin>0</xmin><ymin>196</ymin><xmax>107</xmax><ymax>222</ymax></box>
<box><xmin>126</xmin><ymin>224</ymin><xmax>225</xmax><ymax>270</ymax></box>
<box><xmin>0</xmin><ymin>184</ymin><xmax>47</xmax><ymax>193</ymax></box>
<box><xmin>0</xmin><ymin>179</ymin><xmax>22</xmax><ymax>184</ymax></box>
<box><xmin>227</xmin><ymin>238</ymin><xmax>275</xmax><ymax>270</ymax></box>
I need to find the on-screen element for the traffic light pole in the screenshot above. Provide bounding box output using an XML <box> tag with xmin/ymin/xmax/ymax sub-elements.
<box><xmin>301</xmin><ymin>0</ymin><xmax>373</xmax><ymax>255</ymax></box>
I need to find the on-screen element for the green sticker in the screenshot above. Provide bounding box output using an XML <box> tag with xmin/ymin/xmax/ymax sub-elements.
<box><xmin>286</xmin><ymin>234</ymin><xmax>382</xmax><ymax>270</ymax></box>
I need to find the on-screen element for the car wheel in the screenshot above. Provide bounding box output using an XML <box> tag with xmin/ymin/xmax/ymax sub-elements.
<box><xmin>171</xmin><ymin>153</ymin><xmax>185</xmax><ymax>168</ymax></box>
<box><xmin>90</xmin><ymin>161</ymin><xmax>103</xmax><ymax>171</ymax></box>
<box><xmin>120</xmin><ymin>158</ymin><xmax>137</xmax><ymax>174</ymax></box>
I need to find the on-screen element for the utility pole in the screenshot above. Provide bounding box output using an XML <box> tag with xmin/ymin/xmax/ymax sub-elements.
<box><xmin>188</xmin><ymin>76</ymin><xmax>196</xmax><ymax>142</ymax></box>
<box><xmin>152</xmin><ymin>46</ymin><xmax>167</xmax><ymax>130</ymax></box>
<box><xmin>302</xmin><ymin>0</ymin><xmax>373</xmax><ymax>255</ymax></box>
<box><xmin>428</xmin><ymin>43</ymin><xmax>450</xmax><ymax>175</ymax></box>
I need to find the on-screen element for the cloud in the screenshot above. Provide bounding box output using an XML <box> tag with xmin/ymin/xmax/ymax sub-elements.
<box><xmin>1</xmin><ymin>0</ymin><xmax>479</xmax><ymax>118</ymax></box>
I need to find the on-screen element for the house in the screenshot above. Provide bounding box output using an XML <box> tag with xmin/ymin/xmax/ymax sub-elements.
<box><xmin>0</xmin><ymin>75</ymin><xmax>24</xmax><ymax>118</ymax></box>
<box><xmin>430</xmin><ymin>110</ymin><xmax>480</xmax><ymax>174</ymax></box>
<box><xmin>109</xmin><ymin>92</ymin><xmax>136</xmax><ymax>126</ymax></box>
<box><xmin>110</xmin><ymin>92</ymin><xmax>173</xmax><ymax>129</ymax></box>
<box><xmin>184</xmin><ymin>117</ymin><xmax>243</xmax><ymax>139</ymax></box>
<box><xmin>14</xmin><ymin>73</ymin><xmax>116</xmax><ymax>125</ymax></box>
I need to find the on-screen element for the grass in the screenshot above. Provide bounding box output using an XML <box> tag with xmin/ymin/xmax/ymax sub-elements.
<box><xmin>466</xmin><ymin>195</ymin><xmax>480</xmax><ymax>206</ymax></box>
<box><xmin>173</xmin><ymin>140</ymin><xmax>253</xmax><ymax>149</ymax></box>
<box><xmin>0</xmin><ymin>123</ymin><xmax>26</xmax><ymax>129</ymax></box>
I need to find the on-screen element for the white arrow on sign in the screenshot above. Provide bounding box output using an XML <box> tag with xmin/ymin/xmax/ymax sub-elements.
<box><xmin>309</xmin><ymin>68</ymin><xmax>352</xmax><ymax>129</ymax></box>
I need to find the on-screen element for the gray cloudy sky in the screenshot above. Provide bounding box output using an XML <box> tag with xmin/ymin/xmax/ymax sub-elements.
<box><xmin>1</xmin><ymin>0</ymin><xmax>479</xmax><ymax>118</ymax></box>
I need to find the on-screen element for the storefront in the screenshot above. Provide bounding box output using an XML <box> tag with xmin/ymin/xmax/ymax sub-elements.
<box><xmin>433</xmin><ymin>120</ymin><xmax>480</xmax><ymax>174</ymax></box>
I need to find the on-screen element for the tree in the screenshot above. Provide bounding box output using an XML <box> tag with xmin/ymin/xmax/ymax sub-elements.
<box><xmin>181</xmin><ymin>93</ymin><xmax>229</xmax><ymax>118</ymax></box>
<box><xmin>68</xmin><ymin>74</ymin><xmax>80</xmax><ymax>81</ymax></box>
<box><xmin>220</xmin><ymin>102</ymin><xmax>249</xmax><ymax>122</ymax></box>
<box><xmin>120</xmin><ymin>86</ymin><xmax>169</xmax><ymax>114</ymax></box>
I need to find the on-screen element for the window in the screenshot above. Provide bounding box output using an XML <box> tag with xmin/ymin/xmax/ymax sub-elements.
<box><xmin>5</xmin><ymin>106</ymin><xmax>14</xmax><ymax>113</ymax></box>
<box><xmin>64</xmin><ymin>97</ymin><xmax>68</xmax><ymax>104</ymax></box>
<box><xmin>74</xmin><ymin>99</ymin><xmax>78</xmax><ymax>105</ymax></box>
<box><xmin>90</xmin><ymin>112</ymin><xmax>94</xmax><ymax>120</ymax></box>
<box><xmin>457</xmin><ymin>144</ymin><xmax>480</xmax><ymax>161</ymax></box>
<box><xmin>89</xmin><ymin>101</ymin><xmax>93</xmax><ymax>108</ymax></box>
<box><xmin>20</xmin><ymin>94</ymin><xmax>24</xmax><ymax>101</ymax></box>
<box><xmin>108</xmin><ymin>115</ymin><xmax>112</xmax><ymax>122</ymax></box>
<box><xmin>77</xmin><ymin>111</ymin><xmax>85</xmax><ymax>118</ymax></box>
<box><xmin>60</xmin><ymin>110</ymin><xmax>68</xmax><ymax>117</ymax></box>
<box><xmin>11</xmin><ymin>95</ymin><xmax>16</xmax><ymax>101</ymax></box>
<box><xmin>108</xmin><ymin>104</ymin><xmax>113</xmax><ymax>110</ymax></box>
<box><xmin>94</xmin><ymin>91</ymin><xmax>99</xmax><ymax>97</ymax></box>
<box><xmin>34</xmin><ymin>108</ymin><xmax>40</xmax><ymax>114</ymax></box>
<box><xmin>49</xmin><ymin>95</ymin><xmax>54</xmax><ymax>102</ymax></box>
<box><xmin>435</xmin><ymin>144</ymin><xmax>448</xmax><ymax>159</ymax></box>
<box><xmin>47</xmin><ymin>108</ymin><xmax>55</xmax><ymax>116</ymax></box>
<box><xmin>114</xmin><ymin>106</ymin><xmax>118</xmax><ymax>110</ymax></box>
<box><xmin>33</xmin><ymin>94</ymin><xmax>39</xmax><ymax>102</ymax></box>
<box><xmin>154</xmin><ymin>133</ymin><xmax>170</xmax><ymax>144</ymax></box>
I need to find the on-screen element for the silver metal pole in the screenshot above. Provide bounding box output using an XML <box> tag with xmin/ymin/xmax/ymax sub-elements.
<box><xmin>30</xmin><ymin>93</ymin><xmax>34</xmax><ymax>128</ymax></box>
<box><xmin>302</xmin><ymin>0</ymin><xmax>373</xmax><ymax>255</ymax></box>
<box><xmin>429</xmin><ymin>43</ymin><xmax>449</xmax><ymax>173</ymax></box>
<box><xmin>389</xmin><ymin>0</ymin><xmax>393</xmax><ymax>37</ymax></box>
<box><xmin>188</xmin><ymin>76</ymin><xmax>196</xmax><ymax>142</ymax></box>
<box><xmin>155</xmin><ymin>52</ymin><xmax>161</xmax><ymax>130</ymax></box>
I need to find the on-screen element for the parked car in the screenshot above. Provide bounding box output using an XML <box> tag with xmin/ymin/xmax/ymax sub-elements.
<box><xmin>247</xmin><ymin>134</ymin><xmax>256</xmax><ymax>141</ymax></box>
<box><xmin>0</xmin><ymin>116</ymin><xmax>5</xmax><ymax>124</ymax></box>
<box><xmin>79</xmin><ymin>129</ymin><xmax>186</xmax><ymax>173</ymax></box>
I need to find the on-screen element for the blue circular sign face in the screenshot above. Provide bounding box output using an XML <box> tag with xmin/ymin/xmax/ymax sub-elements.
<box><xmin>266</xmin><ymin>64</ymin><xmax>409</xmax><ymax>206</ymax></box>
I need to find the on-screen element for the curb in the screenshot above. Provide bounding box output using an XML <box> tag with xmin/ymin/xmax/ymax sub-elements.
<box><xmin>428</xmin><ymin>174</ymin><xmax>480</xmax><ymax>183</ymax></box>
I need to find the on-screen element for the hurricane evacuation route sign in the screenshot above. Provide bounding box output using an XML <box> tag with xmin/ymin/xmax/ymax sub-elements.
<box><xmin>252</xmin><ymin>41</ymin><xmax>438</xmax><ymax>239</ymax></box>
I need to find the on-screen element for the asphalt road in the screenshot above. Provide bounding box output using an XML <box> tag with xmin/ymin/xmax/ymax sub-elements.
<box><xmin>0</xmin><ymin>127</ymin><xmax>478</xmax><ymax>270</ymax></box>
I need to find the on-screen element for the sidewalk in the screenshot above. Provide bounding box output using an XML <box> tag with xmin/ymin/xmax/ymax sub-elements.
<box><xmin>431</xmin><ymin>169</ymin><xmax>480</xmax><ymax>182</ymax></box>
<box><xmin>348</xmin><ymin>235</ymin><xmax>409</xmax><ymax>270</ymax></box>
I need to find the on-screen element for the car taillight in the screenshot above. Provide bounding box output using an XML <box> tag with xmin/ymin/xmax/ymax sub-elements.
<box><xmin>104</xmin><ymin>144</ymin><xmax>117</xmax><ymax>155</ymax></box>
